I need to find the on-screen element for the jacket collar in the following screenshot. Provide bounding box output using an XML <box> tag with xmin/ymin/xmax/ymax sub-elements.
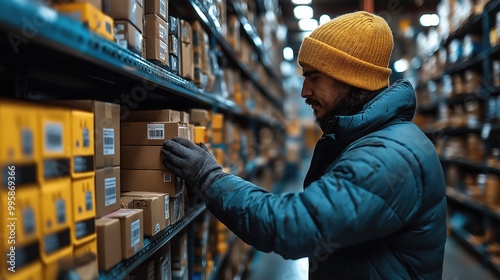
<box><xmin>323</xmin><ymin>79</ymin><xmax>416</xmax><ymax>142</ymax></box>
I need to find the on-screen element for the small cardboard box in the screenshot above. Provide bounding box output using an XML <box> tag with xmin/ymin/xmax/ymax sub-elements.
<box><xmin>121</xmin><ymin>145</ymin><xmax>166</xmax><ymax>170</ymax></box>
<box><xmin>189</xmin><ymin>109</ymin><xmax>209</xmax><ymax>126</ymax></box>
<box><xmin>56</xmin><ymin>2</ymin><xmax>114</xmax><ymax>41</ymax></box>
<box><xmin>95</xmin><ymin>167</ymin><xmax>121</xmax><ymax>218</ymax></box>
<box><xmin>105</xmin><ymin>208</ymin><xmax>144</xmax><ymax>259</ymax></box>
<box><xmin>120</xmin><ymin>169</ymin><xmax>182</xmax><ymax>195</ymax></box>
<box><xmin>96</xmin><ymin>217</ymin><xmax>122</xmax><ymax>271</ymax></box>
<box><xmin>121</xmin><ymin>122</ymin><xmax>188</xmax><ymax>145</ymax></box>
<box><xmin>211</xmin><ymin>113</ymin><xmax>224</xmax><ymax>130</ymax></box>
<box><xmin>169</xmin><ymin>35</ymin><xmax>179</xmax><ymax>57</ymax></box>
<box><xmin>123</xmin><ymin>109</ymin><xmax>181</xmax><ymax>122</ymax></box>
<box><xmin>48</xmin><ymin>100</ymin><xmax>121</xmax><ymax>169</ymax></box>
<box><xmin>104</xmin><ymin>0</ymin><xmax>144</xmax><ymax>33</ymax></box>
<box><xmin>144</xmin><ymin>0</ymin><xmax>168</xmax><ymax>21</ymax></box>
<box><xmin>144</xmin><ymin>14</ymin><xmax>169</xmax><ymax>43</ymax></box>
<box><xmin>193</xmin><ymin>126</ymin><xmax>206</xmax><ymax>144</ymax></box>
<box><xmin>114</xmin><ymin>20</ymin><xmax>143</xmax><ymax>55</ymax></box>
<box><xmin>145</xmin><ymin>37</ymin><xmax>169</xmax><ymax>66</ymax></box>
<box><xmin>180</xmin><ymin>41</ymin><xmax>194</xmax><ymax>80</ymax></box>
<box><xmin>120</xmin><ymin>192</ymin><xmax>168</xmax><ymax>236</ymax></box>
<box><xmin>179</xmin><ymin>19</ymin><xmax>192</xmax><ymax>44</ymax></box>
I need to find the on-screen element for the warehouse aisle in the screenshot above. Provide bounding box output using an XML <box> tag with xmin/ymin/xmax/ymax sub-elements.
<box><xmin>244</xmin><ymin>154</ymin><xmax>500</xmax><ymax>280</ymax></box>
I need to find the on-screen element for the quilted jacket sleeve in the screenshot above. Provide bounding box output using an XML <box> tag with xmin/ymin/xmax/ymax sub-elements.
<box><xmin>203</xmin><ymin>138</ymin><xmax>422</xmax><ymax>260</ymax></box>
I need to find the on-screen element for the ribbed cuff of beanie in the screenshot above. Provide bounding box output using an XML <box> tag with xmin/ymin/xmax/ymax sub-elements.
<box><xmin>298</xmin><ymin>37</ymin><xmax>391</xmax><ymax>91</ymax></box>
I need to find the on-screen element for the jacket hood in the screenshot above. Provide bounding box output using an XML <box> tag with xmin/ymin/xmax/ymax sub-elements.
<box><xmin>325</xmin><ymin>79</ymin><xmax>416</xmax><ymax>142</ymax></box>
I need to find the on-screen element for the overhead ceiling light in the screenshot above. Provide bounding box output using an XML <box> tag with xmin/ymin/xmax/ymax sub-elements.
<box><xmin>298</xmin><ymin>18</ymin><xmax>318</xmax><ymax>31</ymax></box>
<box><xmin>291</xmin><ymin>0</ymin><xmax>312</xmax><ymax>4</ymax></box>
<box><xmin>283</xmin><ymin>47</ymin><xmax>294</xmax><ymax>61</ymax></box>
<box><xmin>419</xmin><ymin>14</ymin><xmax>439</xmax><ymax>27</ymax></box>
<box><xmin>294</xmin><ymin>5</ymin><xmax>313</xmax><ymax>19</ymax></box>
<box><xmin>319</xmin><ymin>14</ymin><xmax>331</xmax><ymax>25</ymax></box>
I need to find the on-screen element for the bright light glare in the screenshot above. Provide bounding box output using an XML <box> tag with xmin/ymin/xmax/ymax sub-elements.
<box><xmin>293</xmin><ymin>5</ymin><xmax>313</xmax><ymax>19</ymax></box>
<box><xmin>298</xmin><ymin>19</ymin><xmax>318</xmax><ymax>31</ymax></box>
<box><xmin>319</xmin><ymin>14</ymin><xmax>331</xmax><ymax>25</ymax></box>
<box><xmin>283</xmin><ymin>47</ymin><xmax>294</xmax><ymax>61</ymax></box>
<box><xmin>394</xmin><ymin>59</ymin><xmax>409</xmax><ymax>73</ymax></box>
<box><xmin>291</xmin><ymin>0</ymin><xmax>312</xmax><ymax>4</ymax></box>
<box><xmin>419</xmin><ymin>14</ymin><xmax>439</xmax><ymax>27</ymax></box>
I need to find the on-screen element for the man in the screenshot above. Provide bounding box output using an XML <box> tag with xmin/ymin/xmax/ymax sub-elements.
<box><xmin>162</xmin><ymin>11</ymin><xmax>447</xmax><ymax>279</ymax></box>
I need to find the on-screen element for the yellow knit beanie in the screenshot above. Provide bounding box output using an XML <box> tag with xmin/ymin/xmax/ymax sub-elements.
<box><xmin>298</xmin><ymin>11</ymin><xmax>394</xmax><ymax>91</ymax></box>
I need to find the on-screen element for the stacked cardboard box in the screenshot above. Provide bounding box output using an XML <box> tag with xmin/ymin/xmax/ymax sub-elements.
<box><xmin>120</xmin><ymin>191</ymin><xmax>170</xmax><ymax>236</ymax></box>
<box><xmin>121</xmin><ymin>109</ymin><xmax>188</xmax><ymax>224</ymax></box>
<box><xmin>143</xmin><ymin>0</ymin><xmax>169</xmax><ymax>67</ymax></box>
<box><xmin>106</xmin><ymin>0</ymin><xmax>144</xmax><ymax>55</ymax></box>
<box><xmin>55</xmin><ymin>2</ymin><xmax>114</xmax><ymax>41</ymax></box>
<box><xmin>192</xmin><ymin>21</ymin><xmax>214</xmax><ymax>91</ymax></box>
<box><xmin>179</xmin><ymin>20</ymin><xmax>194</xmax><ymax>81</ymax></box>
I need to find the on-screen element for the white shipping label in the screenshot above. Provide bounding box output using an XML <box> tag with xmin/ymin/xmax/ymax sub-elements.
<box><xmin>159</xmin><ymin>41</ymin><xmax>167</xmax><ymax>61</ymax></box>
<box><xmin>104</xmin><ymin>177</ymin><xmax>117</xmax><ymax>206</ymax></box>
<box><xmin>44</xmin><ymin>122</ymin><xmax>63</xmax><ymax>153</ymax></box>
<box><xmin>160</xmin><ymin>0</ymin><xmax>166</xmax><ymax>18</ymax></box>
<box><xmin>131</xmin><ymin>219</ymin><xmax>141</xmax><ymax>247</ymax></box>
<box><xmin>159</xmin><ymin>23</ymin><xmax>167</xmax><ymax>41</ymax></box>
<box><xmin>148</xmin><ymin>124</ymin><xmax>165</xmax><ymax>140</ymax></box>
<box><xmin>163</xmin><ymin>172</ymin><xmax>171</xmax><ymax>182</ymax></box>
<box><xmin>103</xmin><ymin>128</ymin><xmax>115</xmax><ymax>155</ymax></box>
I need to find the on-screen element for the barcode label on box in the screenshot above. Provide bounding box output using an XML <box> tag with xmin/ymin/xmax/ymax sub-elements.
<box><xmin>44</xmin><ymin>122</ymin><xmax>63</xmax><ymax>153</ymax></box>
<box><xmin>104</xmin><ymin>177</ymin><xmax>117</xmax><ymax>206</ymax></box>
<box><xmin>160</xmin><ymin>41</ymin><xmax>167</xmax><ymax>61</ymax></box>
<box><xmin>103</xmin><ymin>128</ymin><xmax>115</xmax><ymax>155</ymax></box>
<box><xmin>160</xmin><ymin>0</ymin><xmax>166</xmax><ymax>18</ymax></box>
<box><xmin>85</xmin><ymin>191</ymin><xmax>93</xmax><ymax>211</ymax></box>
<box><xmin>131</xmin><ymin>219</ymin><xmax>141</xmax><ymax>247</ymax></box>
<box><xmin>56</xmin><ymin>199</ymin><xmax>66</xmax><ymax>224</ymax></box>
<box><xmin>159</xmin><ymin>23</ymin><xmax>167</xmax><ymax>41</ymax></box>
<box><xmin>148</xmin><ymin>124</ymin><xmax>165</xmax><ymax>140</ymax></box>
<box><xmin>163</xmin><ymin>172</ymin><xmax>171</xmax><ymax>182</ymax></box>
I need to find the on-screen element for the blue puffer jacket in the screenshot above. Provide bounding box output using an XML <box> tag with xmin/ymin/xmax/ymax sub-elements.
<box><xmin>204</xmin><ymin>79</ymin><xmax>447</xmax><ymax>279</ymax></box>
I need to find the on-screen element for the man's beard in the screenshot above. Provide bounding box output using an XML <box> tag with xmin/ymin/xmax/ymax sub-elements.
<box><xmin>315</xmin><ymin>88</ymin><xmax>380</xmax><ymax>131</ymax></box>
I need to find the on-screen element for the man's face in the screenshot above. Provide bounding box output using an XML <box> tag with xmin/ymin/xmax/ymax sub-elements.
<box><xmin>301</xmin><ymin>66</ymin><xmax>351</xmax><ymax>128</ymax></box>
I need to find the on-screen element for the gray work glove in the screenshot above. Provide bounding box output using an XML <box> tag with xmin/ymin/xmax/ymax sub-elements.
<box><xmin>161</xmin><ymin>137</ymin><xmax>228</xmax><ymax>193</ymax></box>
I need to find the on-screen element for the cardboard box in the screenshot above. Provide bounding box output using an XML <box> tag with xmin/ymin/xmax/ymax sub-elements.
<box><xmin>211</xmin><ymin>113</ymin><xmax>224</xmax><ymax>129</ymax></box>
<box><xmin>121</xmin><ymin>145</ymin><xmax>166</xmax><ymax>170</ymax></box>
<box><xmin>74</xmin><ymin>237</ymin><xmax>98</xmax><ymax>260</ymax></box>
<box><xmin>40</xmin><ymin>179</ymin><xmax>73</xmax><ymax>264</ymax></box>
<box><xmin>96</xmin><ymin>217</ymin><xmax>122</xmax><ymax>271</ymax></box>
<box><xmin>180</xmin><ymin>42</ymin><xmax>194</xmax><ymax>80</ymax></box>
<box><xmin>105</xmin><ymin>208</ymin><xmax>144</xmax><ymax>259</ymax></box>
<box><xmin>120</xmin><ymin>192</ymin><xmax>169</xmax><ymax>236</ymax></box>
<box><xmin>48</xmin><ymin>100</ymin><xmax>120</xmax><ymax>169</ymax></box>
<box><xmin>144</xmin><ymin>14</ymin><xmax>169</xmax><ymax>43</ymax></box>
<box><xmin>169</xmin><ymin>35</ymin><xmax>179</xmax><ymax>57</ymax></box>
<box><xmin>180</xmin><ymin>19</ymin><xmax>192</xmax><ymax>44</ymax></box>
<box><xmin>188</xmin><ymin>124</ymin><xmax>195</xmax><ymax>142</ymax></box>
<box><xmin>180</xmin><ymin>111</ymin><xmax>189</xmax><ymax>123</ymax></box>
<box><xmin>193</xmin><ymin>126</ymin><xmax>206</xmax><ymax>144</ymax></box>
<box><xmin>212</xmin><ymin>130</ymin><xmax>224</xmax><ymax>144</ymax></box>
<box><xmin>120</xmin><ymin>169</ymin><xmax>182</xmax><ymax>195</ymax></box>
<box><xmin>144</xmin><ymin>0</ymin><xmax>168</xmax><ymax>21</ymax></box>
<box><xmin>71</xmin><ymin>177</ymin><xmax>97</xmax><ymax>245</ymax></box>
<box><xmin>0</xmin><ymin>99</ymin><xmax>39</xmax><ymax>187</ymax></box>
<box><xmin>114</xmin><ymin>20</ymin><xmax>143</xmax><ymax>55</ymax></box>
<box><xmin>123</xmin><ymin>109</ymin><xmax>181</xmax><ymax>122</ymax></box>
<box><xmin>74</xmin><ymin>246</ymin><xmax>98</xmax><ymax>280</ymax></box>
<box><xmin>97</xmin><ymin>12</ymin><xmax>115</xmax><ymax>41</ymax></box>
<box><xmin>189</xmin><ymin>109</ymin><xmax>209</xmax><ymax>126</ymax></box>
<box><xmin>38</xmin><ymin>107</ymin><xmax>71</xmax><ymax>182</ymax></box>
<box><xmin>104</xmin><ymin>0</ymin><xmax>144</xmax><ymax>33</ymax></box>
<box><xmin>95</xmin><ymin>167</ymin><xmax>121</xmax><ymax>218</ymax></box>
<box><xmin>121</xmin><ymin>122</ymin><xmax>188</xmax><ymax>145</ymax></box>
<box><xmin>145</xmin><ymin>37</ymin><xmax>168</xmax><ymax>66</ymax></box>
<box><xmin>54</xmin><ymin>0</ymin><xmax>103</xmax><ymax>10</ymax></box>
<box><xmin>70</xmin><ymin>110</ymin><xmax>94</xmax><ymax>178</ymax></box>
<box><xmin>169</xmin><ymin>16</ymin><xmax>179</xmax><ymax>37</ymax></box>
